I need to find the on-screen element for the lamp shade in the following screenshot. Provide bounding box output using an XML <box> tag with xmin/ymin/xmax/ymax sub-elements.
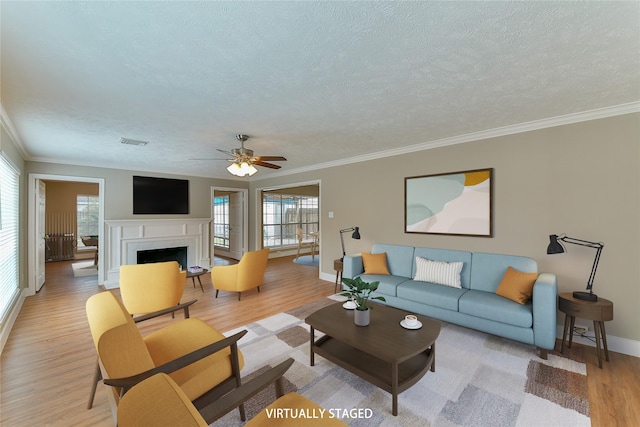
<box><xmin>546</xmin><ymin>234</ymin><xmax>565</xmax><ymax>254</ymax></box>
<box><xmin>352</xmin><ymin>227</ymin><xmax>360</xmax><ymax>239</ymax></box>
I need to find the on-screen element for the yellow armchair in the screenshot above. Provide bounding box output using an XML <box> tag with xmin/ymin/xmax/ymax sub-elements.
<box><xmin>86</xmin><ymin>291</ymin><xmax>246</xmax><ymax>424</ymax></box>
<box><xmin>119</xmin><ymin>261</ymin><xmax>187</xmax><ymax>315</ymax></box>
<box><xmin>117</xmin><ymin>362</ymin><xmax>347</xmax><ymax>427</ymax></box>
<box><xmin>87</xmin><ymin>261</ymin><xmax>195</xmax><ymax>410</ymax></box>
<box><xmin>212</xmin><ymin>248</ymin><xmax>270</xmax><ymax>300</ymax></box>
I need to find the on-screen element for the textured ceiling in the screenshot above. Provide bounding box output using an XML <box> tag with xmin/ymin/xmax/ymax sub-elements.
<box><xmin>1</xmin><ymin>1</ymin><xmax>639</xmax><ymax>180</ymax></box>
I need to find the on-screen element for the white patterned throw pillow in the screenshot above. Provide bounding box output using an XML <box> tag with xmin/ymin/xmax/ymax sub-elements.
<box><xmin>414</xmin><ymin>257</ymin><xmax>463</xmax><ymax>288</ymax></box>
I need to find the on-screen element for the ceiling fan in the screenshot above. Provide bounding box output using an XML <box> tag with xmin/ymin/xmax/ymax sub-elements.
<box><xmin>193</xmin><ymin>134</ymin><xmax>287</xmax><ymax>176</ymax></box>
<box><xmin>217</xmin><ymin>134</ymin><xmax>287</xmax><ymax>170</ymax></box>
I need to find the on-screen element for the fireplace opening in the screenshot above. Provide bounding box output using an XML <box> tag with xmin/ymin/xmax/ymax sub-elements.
<box><xmin>137</xmin><ymin>246</ymin><xmax>188</xmax><ymax>271</ymax></box>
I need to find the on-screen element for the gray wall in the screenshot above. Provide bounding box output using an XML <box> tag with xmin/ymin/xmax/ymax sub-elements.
<box><xmin>25</xmin><ymin>162</ymin><xmax>247</xmax><ymax>220</ymax></box>
<box><xmin>4</xmin><ymin>112</ymin><xmax>639</xmax><ymax>344</ymax></box>
<box><xmin>251</xmin><ymin>113</ymin><xmax>640</xmax><ymax>343</ymax></box>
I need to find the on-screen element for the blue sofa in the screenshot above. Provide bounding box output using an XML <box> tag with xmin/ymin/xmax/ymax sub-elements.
<box><xmin>343</xmin><ymin>244</ymin><xmax>557</xmax><ymax>358</ymax></box>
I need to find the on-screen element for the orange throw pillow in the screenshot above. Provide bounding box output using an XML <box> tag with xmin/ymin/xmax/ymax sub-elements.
<box><xmin>362</xmin><ymin>252</ymin><xmax>390</xmax><ymax>275</ymax></box>
<box><xmin>496</xmin><ymin>266</ymin><xmax>539</xmax><ymax>304</ymax></box>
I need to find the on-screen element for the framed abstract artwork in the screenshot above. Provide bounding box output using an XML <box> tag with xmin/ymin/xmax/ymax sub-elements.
<box><xmin>405</xmin><ymin>168</ymin><xmax>493</xmax><ymax>237</ymax></box>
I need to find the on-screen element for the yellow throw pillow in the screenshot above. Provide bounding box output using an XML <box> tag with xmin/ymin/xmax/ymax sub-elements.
<box><xmin>362</xmin><ymin>252</ymin><xmax>390</xmax><ymax>275</ymax></box>
<box><xmin>496</xmin><ymin>266</ymin><xmax>539</xmax><ymax>304</ymax></box>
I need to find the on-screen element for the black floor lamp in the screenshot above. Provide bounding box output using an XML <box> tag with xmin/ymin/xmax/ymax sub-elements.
<box><xmin>340</xmin><ymin>227</ymin><xmax>360</xmax><ymax>260</ymax></box>
<box><xmin>546</xmin><ymin>234</ymin><xmax>604</xmax><ymax>302</ymax></box>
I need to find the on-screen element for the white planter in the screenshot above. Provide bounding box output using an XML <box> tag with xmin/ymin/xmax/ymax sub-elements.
<box><xmin>354</xmin><ymin>308</ymin><xmax>370</xmax><ymax>326</ymax></box>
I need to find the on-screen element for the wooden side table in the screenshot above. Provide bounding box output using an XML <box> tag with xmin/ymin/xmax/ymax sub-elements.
<box><xmin>186</xmin><ymin>269</ymin><xmax>208</xmax><ymax>293</ymax></box>
<box><xmin>558</xmin><ymin>292</ymin><xmax>613</xmax><ymax>368</ymax></box>
<box><xmin>333</xmin><ymin>259</ymin><xmax>343</xmax><ymax>293</ymax></box>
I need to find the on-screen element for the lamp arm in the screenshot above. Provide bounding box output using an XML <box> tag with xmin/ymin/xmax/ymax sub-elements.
<box><xmin>558</xmin><ymin>236</ymin><xmax>604</xmax><ymax>250</ymax></box>
<box><xmin>339</xmin><ymin>227</ymin><xmax>356</xmax><ymax>259</ymax></box>
<box><xmin>559</xmin><ymin>236</ymin><xmax>604</xmax><ymax>292</ymax></box>
<box><xmin>586</xmin><ymin>246</ymin><xmax>603</xmax><ymax>292</ymax></box>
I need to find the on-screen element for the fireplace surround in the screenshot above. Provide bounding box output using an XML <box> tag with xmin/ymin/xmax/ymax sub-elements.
<box><xmin>103</xmin><ymin>218</ymin><xmax>211</xmax><ymax>289</ymax></box>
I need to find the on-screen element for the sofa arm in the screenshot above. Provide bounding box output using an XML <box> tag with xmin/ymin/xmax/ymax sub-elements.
<box><xmin>532</xmin><ymin>273</ymin><xmax>558</xmax><ymax>351</ymax></box>
<box><xmin>343</xmin><ymin>255</ymin><xmax>364</xmax><ymax>279</ymax></box>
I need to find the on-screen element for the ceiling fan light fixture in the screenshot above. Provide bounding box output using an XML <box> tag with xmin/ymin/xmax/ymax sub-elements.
<box><xmin>227</xmin><ymin>162</ymin><xmax>241</xmax><ymax>175</ymax></box>
<box><xmin>227</xmin><ymin>161</ymin><xmax>258</xmax><ymax>177</ymax></box>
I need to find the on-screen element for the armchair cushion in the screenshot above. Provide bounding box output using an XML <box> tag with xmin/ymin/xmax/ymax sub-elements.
<box><xmin>144</xmin><ymin>318</ymin><xmax>244</xmax><ymax>401</ymax></box>
<box><xmin>245</xmin><ymin>392</ymin><xmax>346</xmax><ymax>426</ymax></box>
<box><xmin>118</xmin><ymin>373</ymin><xmax>207</xmax><ymax>427</ymax></box>
<box><xmin>119</xmin><ymin>261</ymin><xmax>187</xmax><ymax>314</ymax></box>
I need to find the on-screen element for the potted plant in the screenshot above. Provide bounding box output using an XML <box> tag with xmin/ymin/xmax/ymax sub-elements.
<box><xmin>340</xmin><ymin>277</ymin><xmax>386</xmax><ymax>326</ymax></box>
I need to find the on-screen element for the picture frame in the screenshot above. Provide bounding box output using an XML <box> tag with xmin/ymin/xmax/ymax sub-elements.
<box><xmin>405</xmin><ymin>168</ymin><xmax>493</xmax><ymax>237</ymax></box>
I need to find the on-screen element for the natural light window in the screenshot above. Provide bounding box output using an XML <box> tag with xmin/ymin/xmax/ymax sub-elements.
<box><xmin>213</xmin><ymin>195</ymin><xmax>230</xmax><ymax>249</ymax></box>
<box><xmin>262</xmin><ymin>193</ymin><xmax>318</xmax><ymax>248</ymax></box>
<box><xmin>77</xmin><ymin>195</ymin><xmax>99</xmax><ymax>248</ymax></box>
<box><xmin>0</xmin><ymin>154</ymin><xmax>20</xmax><ymax>321</ymax></box>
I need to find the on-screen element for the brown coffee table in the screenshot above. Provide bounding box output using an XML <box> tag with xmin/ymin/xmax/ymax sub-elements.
<box><xmin>305</xmin><ymin>301</ymin><xmax>441</xmax><ymax>416</ymax></box>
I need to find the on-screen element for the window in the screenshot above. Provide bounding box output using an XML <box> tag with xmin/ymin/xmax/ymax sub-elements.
<box><xmin>262</xmin><ymin>193</ymin><xmax>318</xmax><ymax>248</ymax></box>
<box><xmin>0</xmin><ymin>154</ymin><xmax>20</xmax><ymax>322</ymax></box>
<box><xmin>77</xmin><ymin>195</ymin><xmax>99</xmax><ymax>248</ymax></box>
<box><xmin>213</xmin><ymin>195</ymin><xmax>230</xmax><ymax>249</ymax></box>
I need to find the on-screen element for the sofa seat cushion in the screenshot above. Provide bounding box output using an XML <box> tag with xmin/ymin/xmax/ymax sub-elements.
<box><xmin>356</xmin><ymin>274</ymin><xmax>409</xmax><ymax>297</ymax></box>
<box><xmin>397</xmin><ymin>280</ymin><xmax>468</xmax><ymax>311</ymax></box>
<box><xmin>459</xmin><ymin>290</ymin><xmax>532</xmax><ymax>328</ymax></box>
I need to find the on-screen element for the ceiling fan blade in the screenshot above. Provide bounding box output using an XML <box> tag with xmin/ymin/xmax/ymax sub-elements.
<box><xmin>254</xmin><ymin>161</ymin><xmax>282</xmax><ymax>169</ymax></box>
<box><xmin>255</xmin><ymin>156</ymin><xmax>287</xmax><ymax>162</ymax></box>
<box><xmin>188</xmin><ymin>158</ymin><xmax>232</xmax><ymax>161</ymax></box>
<box><xmin>216</xmin><ymin>148</ymin><xmax>235</xmax><ymax>156</ymax></box>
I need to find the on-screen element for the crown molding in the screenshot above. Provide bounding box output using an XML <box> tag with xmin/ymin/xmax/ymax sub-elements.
<box><xmin>0</xmin><ymin>103</ymin><xmax>29</xmax><ymax>159</ymax></box>
<box><xmin>253</xmin><ymin>101</ymin><xmax>640</xmax><ymax>181</ymax></box>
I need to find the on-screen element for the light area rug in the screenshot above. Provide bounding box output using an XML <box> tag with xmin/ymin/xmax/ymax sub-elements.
<box><xmin>293</xmin><ymin>255</ymin><xmax>319</xmax><ymax>267</ymax></box>
<box><xmin>71</xmin><ymin>260</ymin><xmax>98</xmax><ymax>277</ymax></box>
<box><xmin>215</xmin><ymin>296</ymin><xmax>589</xmax><ymax>427</ymax></box>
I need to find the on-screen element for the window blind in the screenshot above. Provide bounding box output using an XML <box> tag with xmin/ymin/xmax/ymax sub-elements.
<box><xmin>0</xmin><ymin>154</ymin><xmax>19</xmax><ymax>322</ymax></box>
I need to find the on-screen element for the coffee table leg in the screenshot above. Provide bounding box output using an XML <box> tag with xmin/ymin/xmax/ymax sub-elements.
<box><xmin>391</xmin><ymin>362</ymin><xmax>398</xmax><ymax>416</ymax></box>
<box><xmin>431</xmin><ymin>342</ymin><xmax>436</xmax><ymax>372</ymax></box>
<box><xmin>310</xmin><ymin>326</ymin><xmax>315</xmax><ymax>366</ymax></box>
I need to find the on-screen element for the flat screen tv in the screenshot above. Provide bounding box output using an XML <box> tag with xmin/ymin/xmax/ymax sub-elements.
<box><xmin>133</xmin><ymin>175</ymin><xmax>189</xmax><ymax>214</ymax></box>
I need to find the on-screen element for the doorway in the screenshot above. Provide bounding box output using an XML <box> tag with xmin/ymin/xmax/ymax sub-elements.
<box><xmin>28</xmin><ymin>174</ymin><xmax>105</xmax><ymax>296</ymax></box>
<box><xmin>257</xmin><ymin>180</ymin><xmax>321</xmax><ymax>264</ymax></box>
<box><xmin>211</xmin><ymin>187</ymin><xmax>248</xmax><ymax>261</ymax></box>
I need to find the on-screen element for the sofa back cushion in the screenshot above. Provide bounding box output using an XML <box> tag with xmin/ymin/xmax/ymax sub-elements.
<box><xmin>413</xmin><ymin>247</ymin><xmax>472</xmax><ymax>289</ymax></box>
<box><xmin>371</xmin><ymin>244</ymin><xmax>415</xmax><ymax>277</ymax></box>
<box><xmin>470</xmin><ymin>252</ymin><xmax>537</xmax><ymax>293</ymax></box>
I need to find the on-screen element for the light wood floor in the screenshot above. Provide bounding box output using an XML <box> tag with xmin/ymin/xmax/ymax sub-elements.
<box><xmin>1</xmin><ymin>257</ymin><xmax>639</xmax><ymax>426</ymax></box>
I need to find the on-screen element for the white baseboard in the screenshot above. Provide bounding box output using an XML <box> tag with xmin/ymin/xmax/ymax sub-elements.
<box><xmin>556</xmin><ymin>325</ymin><xmax>640</xmax><ymax>358</ymax></box>
<box><xmin>0</xmin><ymin>289</ymin><xmax>27</xmax><ymax>355</ymax></box>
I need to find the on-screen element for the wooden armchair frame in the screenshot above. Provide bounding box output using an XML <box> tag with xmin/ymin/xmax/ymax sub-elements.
<box><xmin>116</xmin><ymin>357</ymin><xmax>347</xmax><ymax>426</ymax></box>
<box><xmin>106</xmin><ymin>329</ymin><xmax>249</xmax><ymax>418</ymax></box>
<box><xmin>87</xmin><ymin>299</ymin><xmax>197</xmax><ymax>409</ymax></box>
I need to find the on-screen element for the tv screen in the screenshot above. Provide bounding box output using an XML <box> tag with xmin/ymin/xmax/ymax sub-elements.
<box><xmin>133</xmin><ymin>176</ymin><xmax>189</xmax><ymax>214</ymax></box>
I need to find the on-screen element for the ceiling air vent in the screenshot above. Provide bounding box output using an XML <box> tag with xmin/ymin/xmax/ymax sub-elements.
<box><xmin>120</xmin><ymin>137</ymin><xmax>148</xmax><ymax>146</ymax></box>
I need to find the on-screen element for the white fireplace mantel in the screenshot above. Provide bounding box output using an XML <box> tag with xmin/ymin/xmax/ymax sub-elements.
<box><xmin>103</xmin><ymin>218</ymin><xmax>211</xmax><ymax>289</ymax></box>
